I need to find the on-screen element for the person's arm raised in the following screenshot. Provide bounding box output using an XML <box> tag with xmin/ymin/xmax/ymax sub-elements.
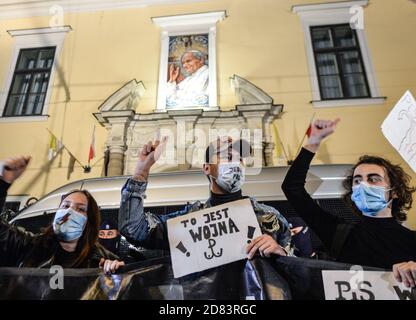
<box><xmin>281</xmin><ymin>119</ymin><xmax>341</xmax><ymax>248</ymax></box>
<box><xmin>0</xmin><ymin>156</ymin><xmax>35</xmax><ymax>266</ymax></box>
<box><xmin>304</xmin><ymin>119</ymin><xmax>340</xmax><ymax>153</ymax></box>
<box><xmin>0</xmin><ymin>156</ymin><xmax>31</xmax><ymax>212</ymax></box>
<box><xmin>118</xmin><ymin>137</ymin><xmax>172</xmax><ymax>249</ymax></box>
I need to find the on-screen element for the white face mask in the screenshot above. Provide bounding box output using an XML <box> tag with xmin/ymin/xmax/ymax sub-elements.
<box><xmin>211</xmin><ymin>162</ymin><xmax>245</xmax><ymax>193</ymax></box>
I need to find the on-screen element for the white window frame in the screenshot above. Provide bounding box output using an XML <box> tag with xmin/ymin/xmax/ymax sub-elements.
<box><xmin>0</xmin><ymin>26</ymin><xmax>71</xmax><ymax>122</ymax></box>
<box><xmin>152</xmin><ymin>11</ymin><xmax>226</xmax><ymax>112</ymax></box>
<box><xmin>293</xmin><ymin>0</ymin><xmax>385</xmax><ymax>108</ymax></box>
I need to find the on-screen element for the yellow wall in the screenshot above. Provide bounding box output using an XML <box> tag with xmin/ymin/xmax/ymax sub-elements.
<box><xmin>1</xmin><ymin>0</ymin><xmax>416</xmax><ymax>228</ymax></box>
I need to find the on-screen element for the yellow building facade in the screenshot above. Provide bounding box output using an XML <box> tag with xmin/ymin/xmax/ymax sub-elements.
<box><xmin>0</xmin><ymin>0</ymin><xmax>415</xmax><ymax>227</ymax></box>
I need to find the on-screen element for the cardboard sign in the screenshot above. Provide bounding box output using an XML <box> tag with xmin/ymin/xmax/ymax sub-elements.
<box><xmin>167</xmin><ymin>198</ymin><xmax>262</xmax><ymax>278</ymax></box>
<box><xmin>381</xmin><ymin>90</ymin><xmax>416</xmax><ymax>173</ymax></box>
<box><xmin>322</xmin><ymin>270</ymin><xmax>415</xmax><ymax>300</ymax></box>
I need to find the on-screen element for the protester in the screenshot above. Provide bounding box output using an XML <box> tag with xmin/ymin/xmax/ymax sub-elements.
<box><xmin>287</xmin><ymin>217</ymin><xmax>314</xmax><ymax>258</ymax></box>
<box><xmin>119</xmin><ymin>136</ymin><xmax>292</xmax><ymax>260</ymax></box>
<box><xmin>0</xmin><ymin>156</ymin><xmax>124</xmax><ymax>274</ymax></box>
<box><xmin>281</xmin><ymin>118</ymin><xmax>416</xmax><ymax>287</ymax></box>
<box><xmin>99</xmin><ymin>219</ymin><xmax>121</xmax><ymax>255</ymax></box>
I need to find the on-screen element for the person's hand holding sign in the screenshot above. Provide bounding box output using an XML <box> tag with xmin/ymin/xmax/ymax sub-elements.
<box><xmin>99</xmin><ymin>258</ymin><xmax>125</xmax><ymax>275</ymax></box>
<box><xmin>393</xmin><ymin>261</ymin><xmax>416</xmax><ymax>288</ymax></box>
<box><xmin>133</xmin><ymin>133</ymin><xmax>168</xmax><ymax>182</ymax></box>
<box><xmin>305</xmin><ymin>118</ymin><xmax>340</xmax><ymax>153</ymax></box>
<box><xmin>0</xmin><ymin>156</ymin><xmax>31</xmax><ymax>184</ymax></box>
<box><xmin>246</xmin><ymin>234</ymin><xmax>287</xmax><ymax>259</ymax></box>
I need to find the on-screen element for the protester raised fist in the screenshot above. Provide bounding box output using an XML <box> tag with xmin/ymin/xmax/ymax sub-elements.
<box><xmin>0</xmin><ymin>156</ymin><xmax>31</xmax><ymax>184</ymax></box>
<box><xmin>305</xmin><ymin>118</ymin><xmax>340</xmax><ymax>153</ymax></box>
<box><xmin>133</xmin><ymin>136</ymin><xmax>168</xmax><ymax>181</ymax></box>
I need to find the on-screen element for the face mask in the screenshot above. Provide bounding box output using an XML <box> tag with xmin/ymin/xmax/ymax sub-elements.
<box><xmin>53</xmin><ymin>208</ymin><xmax>87</xmax><ymax>242</ymax></box>
<box><xmin>99</xmin><ymin>236</ymin><xmax>120</xmax><ymax>254</ymax></box>
<box><xmin>351</xmin><ymin>182</ymin><xmax>392</xmax><ymax>217</ymax></box>
<box><xmin>212</xmin><ymin>162</ymin><xmax>245</xmax><ymax>193</ymax></box>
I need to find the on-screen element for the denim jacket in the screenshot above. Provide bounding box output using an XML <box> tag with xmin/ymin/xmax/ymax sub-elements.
<box><xmin>118</xmin><ymin>178</ymin><xmax>292</xmax><ymax>253</ymax></box>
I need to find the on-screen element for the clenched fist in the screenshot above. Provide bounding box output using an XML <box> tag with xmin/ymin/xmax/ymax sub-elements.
<box><xmin>133</xmin><ymin>136</ymin><xmax>168</xmax><ymax>181</ymax></box>
<box><xmin>0</xmin><ymin>156</ymin><xmax>31</xmax><ymax>184</ymax></box>
<box><xmin>305</xmin><ymin>118</ymin><xmax>340</xmax><ymax>153</ymax></box>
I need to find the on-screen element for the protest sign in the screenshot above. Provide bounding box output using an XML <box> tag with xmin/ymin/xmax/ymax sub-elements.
<box><xmin>381</xmin><ymin>90</ymin><xmax>416</xmax><ymax>173</ymax></box>
<box><xmin>322</xmin><ymin>270</ymin><xmax>415</xmax><ymax>300</ymax></box>
<box><xmin>167</xmin><ymin>198</ymin><xmax>262</xmax><ymax>278</ymax></box>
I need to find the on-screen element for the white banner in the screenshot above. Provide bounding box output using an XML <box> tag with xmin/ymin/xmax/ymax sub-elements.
<box><xmin>381</xmin><ymin>90</ymin><xmax>416</xmax><ymax>173</ymax></box>
<box><xmin>167</xmin><ymin>198</ymin><xmax>262</xmax><ymax>278</ymax></box>
<box><xmin>322</xmin><ymin>270</ymin><xmax>415</xmax><ymax>300</ymax></box>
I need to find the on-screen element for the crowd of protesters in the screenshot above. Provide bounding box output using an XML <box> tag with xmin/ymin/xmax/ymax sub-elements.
<box><xmin>1</xmin><ymin>118</ymin><xmax>415</xmax><ymax>288</ymax></box>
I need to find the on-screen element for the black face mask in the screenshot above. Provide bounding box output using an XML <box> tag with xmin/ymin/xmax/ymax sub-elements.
<box><xmin>99</xmin><ymin>236</ymin><xmax>120</xmax><ymax>254</ymax></box>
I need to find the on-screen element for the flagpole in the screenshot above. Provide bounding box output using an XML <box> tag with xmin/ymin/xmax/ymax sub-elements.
<box><xmin>46</xmin><ymin>128</ymin><xmax>85</xmax><ymax>168</ymax></box>
<box><xmin>293</xmin><ymin>112</ymin><xmax>316</xmax><ymax>162</ymax></box>
<box><xmin>272</xmin><ymin>123</ymin><xmax>290</xmax><ymax>165</ymax></box>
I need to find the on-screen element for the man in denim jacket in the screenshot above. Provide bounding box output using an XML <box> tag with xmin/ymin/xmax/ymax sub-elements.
<box><xmin>118</xmin><ymin>137</ymin><xmax>292</xmax><ymax>259</ymax></box>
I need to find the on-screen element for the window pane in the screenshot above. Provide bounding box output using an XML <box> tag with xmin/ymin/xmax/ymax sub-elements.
<box><xmin>37</xmin><ymin>49</ymin><xmax>55</xmax><ymax>69</ymax></box>
<box><xmin>29</xmin><ymin>73</ymin><xmax>49</xmax><ymax>94</ymax></box>
<box><xmin>311</xmin><ymin>28</ymin><xmax>334</xmax><ymax>49</ymax></box>
<box><xmin>339</xmin><ymin>51</ymin><xmax>364</xmax><ymax>74</ymax></box>
<box><xmin>25</xmin><ymin>93</ymin><xmax>45</xmax><ymax>115</ymax></box>
<box><xmin>343</xmin><ymin>74</ymin><xmax>369</xmax><ymax>98</ymax></box>
<box><xmin>333</xmin><ymin>26</ymin><xmax>356</xmax><ymax>47</ymax></box>
<box><xmin>320</xmin><ymin>75</ymin><xmax>343</xmax><ymax>99</ymax></box>
<box><xmin>5</xmin><ymin>95</ymin><xmax>26</xmax><ymax>116</ymax></box>
<box><xmin>316</xmin><ymin>53</ymin><xmax>339</xmax><ymax>75</ymax></box>
<box><xmin>10</xmin><ymin>74</ymin><xmax>31</xmax><ymax>94</ymax></box>
<box><xmin>17</xmin><ymin>50</ymin><xmax>38</xmax><ymax>70</ymax></box>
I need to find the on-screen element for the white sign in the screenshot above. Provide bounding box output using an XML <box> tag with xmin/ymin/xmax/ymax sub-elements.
<box><xmin>167</xmin><ymin>198</ymin><xmax>262</xmax><ymax>278</ymax></box>
<box><xmin>381</xmin><ymin>90</ymin><xmax>416</xmax><ymax>173</ymax></box>
<box><xmin>322</xmin><ymin>270</ymin><xmax>415</xmax><ymax>300</ymax></box>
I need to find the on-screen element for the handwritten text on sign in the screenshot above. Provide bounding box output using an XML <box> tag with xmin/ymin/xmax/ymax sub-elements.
<box><xmin>381</xmin><ymin>90</ymin><xmax>416</xmax><ymax>173</ymax></box>
<box><xmin>322</xmin><ymin>270</ymin><xmax>415</xmax><ymax>300</ymax></box>
<box><xmin>167</xmin><ymin>198</ymin><xmax>262</xmax><ymax>278</ymax></box>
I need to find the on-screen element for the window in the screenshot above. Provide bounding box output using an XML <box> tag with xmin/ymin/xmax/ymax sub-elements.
<box><xmin>0</xmin><ymin>26</ymin><xmax>71</xmax><ymax>122</ymax></box>
<box><xmin>311</xmin><ymin>24</ymin><xmax>370</xmax><ymax>100</ymax></box>
<box><xmin>152</xmin><ymin>11</ymin><xmax>226</xmax><ymax>111</ymax></box>
<box><xmin>3</xmin><ymin>47</ymin><xmax>56</xmax><ymax>117</ymax></box>
<box><xmin>293</xmin><ymin>0</ymin><xmax>385</xmax><ymax>107</ymax></box>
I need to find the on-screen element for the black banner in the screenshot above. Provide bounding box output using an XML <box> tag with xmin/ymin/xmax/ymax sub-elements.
<box><xmin>0</xmin><ymin>256</ymin><xmax>384</xmax><ymax>300</ymax></box>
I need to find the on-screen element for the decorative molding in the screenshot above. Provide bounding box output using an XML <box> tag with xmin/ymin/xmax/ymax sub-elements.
<box><xmin>292</xmin><ymin>0</ymin><xmax>381</xmax><ymax>105</ymax></box>
<box><xmin>292</xmin><ymin>1</ymin><xmax>368</xmax><ymax>13</ymax></box>
<box><xmin>7</xmin><ymin>26</ymin><xmax>72</xmax><ymax>36</ymax></box>
<box><xmin>94</xmin><ymin>86</ymin><xmax>284</xmax><ymax>173</ymax></box>
<box><xmin>152</xmin><ymin>11</ymin><xmax>226</xmax><ymax>34</ymax></box>
<box><xmin>99</xmin><ymin>79</ymin><xmax>145</xmax><ymax>112</ymax></box>
<box><xmin>312</xmin><ymin>97</ymin><xmax>386</xmax><ymax>108</ymax></box>
<box><xmin>0</xmin><ymin>0</ymin><xmax>209</xmax><ymax>20</ymax></box>
<box><xmin>230</xmin><ymin>74</ymin><xmax>274</xmax><ymax>105</ymax></box>
<box><xmin>0</xmin><ymin>26</ymin><xmax>71</xmax><ymax>120</ymax></box>
<box><xmin>0</xmin><ymin>115</ymin><xmax>49</xmax><ymax>123</ymax></box>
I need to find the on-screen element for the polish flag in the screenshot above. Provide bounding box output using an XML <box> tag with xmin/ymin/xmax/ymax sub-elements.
<box><xmin>305</xmin><ymin>124</ymin><xmax>312</xmax><ymax>138</ymax></box>
<box><xmin>88</xmin><ymin>126</ymin><xmax>95</xmax><ymax>163</ymax></box>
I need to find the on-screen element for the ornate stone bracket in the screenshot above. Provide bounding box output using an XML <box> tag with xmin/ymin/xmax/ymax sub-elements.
<box><xmin>94</xmin><ymin>77</ymin><xmax>283</xmax><ymax>176</ymax></box>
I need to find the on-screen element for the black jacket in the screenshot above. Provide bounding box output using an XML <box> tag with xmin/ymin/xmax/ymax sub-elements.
<box><xmin>282</xmin><ymin>148</ymin><xmax>416</xmax><ymax>269</ymax></box>
<box><xmin>0</xmin><ymin>179</ymin><xmax>118</xmax><ymax>268</ymax></box>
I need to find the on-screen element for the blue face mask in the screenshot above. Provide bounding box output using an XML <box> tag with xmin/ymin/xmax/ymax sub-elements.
<box><xmin>351</xmin><ymin>183</ymin><xmax>392</xmax><ymax>217</ymax></box>
<box><xmin>53</xmin><ymin>208</ymin><xmax>87</xmax><ymax>242</ymax></box>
